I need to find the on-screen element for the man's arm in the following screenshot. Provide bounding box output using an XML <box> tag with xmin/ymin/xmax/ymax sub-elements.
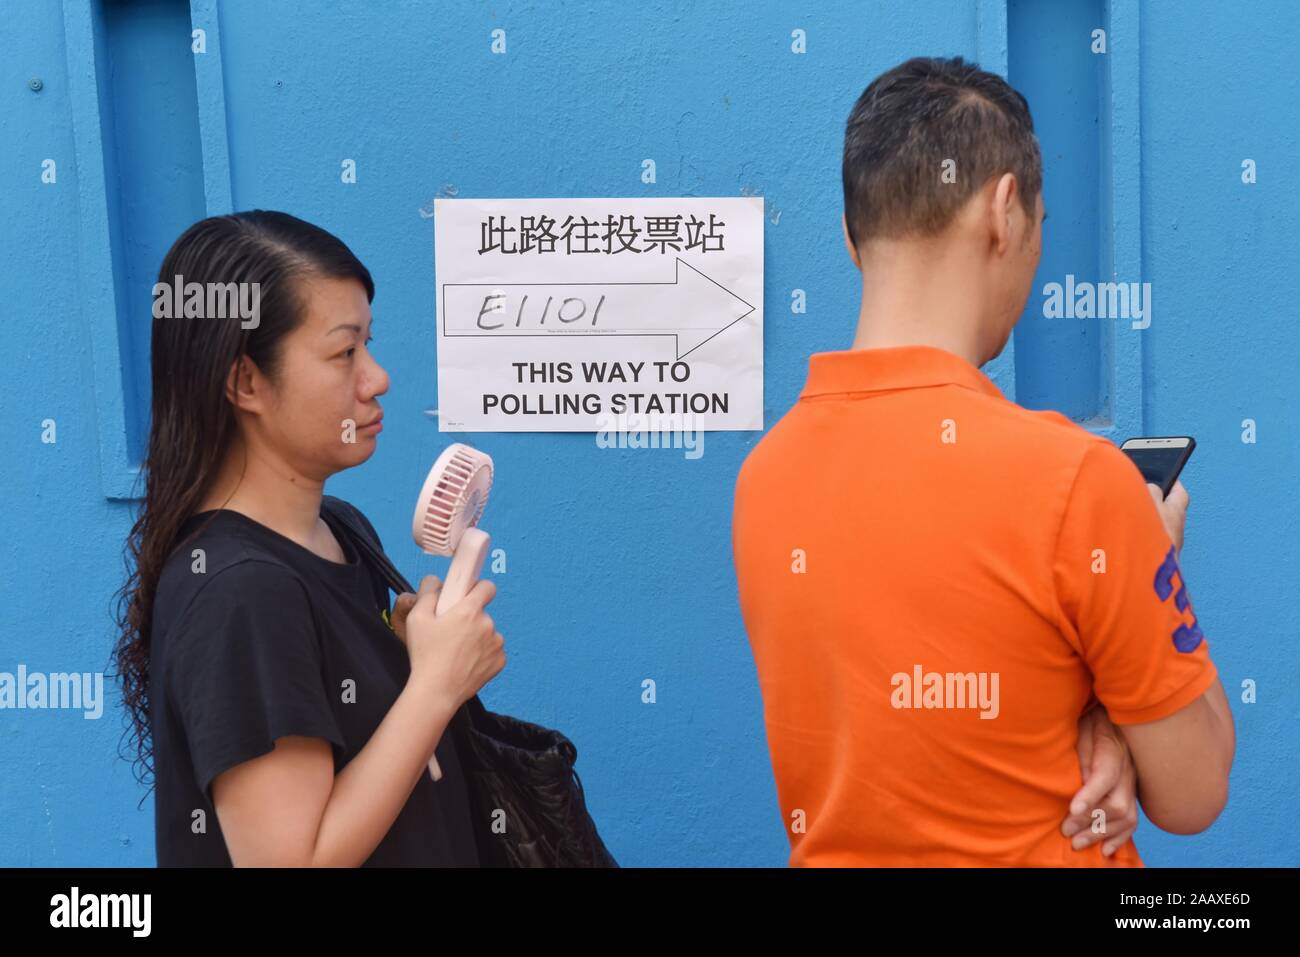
<box><xmin>1114</xmin><ymin>676</ymin><xmax>1235</xmax><ymax>834</ymax></box>
<box><xmin>1052</xmin><ymin>440</ymin><xmax>1233</xmax><ymax>839</ymax></box>
<box><xmin>1110</xmin><ymin>482</ymin><xmax>1235</xmax><ymax>834</ymax></box>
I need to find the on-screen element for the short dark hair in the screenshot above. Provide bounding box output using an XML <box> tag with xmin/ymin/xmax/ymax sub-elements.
<box><xmin>842</xmin><ymin>56</ymin><xmax>1042</xmax><ymax>245</ymax></box>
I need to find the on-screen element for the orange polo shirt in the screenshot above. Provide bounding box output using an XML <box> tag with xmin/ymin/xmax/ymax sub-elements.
<box><xmin>732</xmin><ymin>344</ymin><xmax>1218</xmax><ymax>867</ymax></box>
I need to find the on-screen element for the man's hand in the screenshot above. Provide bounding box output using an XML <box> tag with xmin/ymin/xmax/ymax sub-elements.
<box><xmin>1062</xmin><ymin>703</ymin><xmax>1139</xmax><ymax>856</ymax></box>
<box><xmin>1148</xmin><ymin>480</ymin><xmax>1189</xmax><ymax>554</ymax></box>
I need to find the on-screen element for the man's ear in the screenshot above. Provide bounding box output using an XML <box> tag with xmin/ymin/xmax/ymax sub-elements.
<box><xmin>989</xmin><ymin>172</ymin><xmax>1019</xmax><ymax>256</ymax></box>
<box><xmin>842</xmin><ymin>212</ymin><xmax>862</xmax><ymax>270</ymax></box>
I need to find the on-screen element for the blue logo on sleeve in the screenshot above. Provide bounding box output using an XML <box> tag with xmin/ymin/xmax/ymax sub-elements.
<box><xmin>1153</xmin><ymin>544</ymin><xmax>1204</xmax><ymax>652</ymax></box>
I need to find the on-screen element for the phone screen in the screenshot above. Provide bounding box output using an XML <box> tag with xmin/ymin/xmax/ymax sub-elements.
<box><xmin>1120</xmin><ymin>438</ymin><xmax>1194</xmax><ymax>497</ymax></box>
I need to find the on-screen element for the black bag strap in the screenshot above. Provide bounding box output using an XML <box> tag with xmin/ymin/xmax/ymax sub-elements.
<box><xmin>320</xmin><ymin>496</ymin><xmax>414</xmax><ymax>596</ymax></box>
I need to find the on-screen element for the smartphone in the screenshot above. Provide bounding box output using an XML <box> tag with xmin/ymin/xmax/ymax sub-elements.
<box><xmin>1119</xmin><ymin>436</ymin><xmax>1196</xmax><ymax>499</ymax></box>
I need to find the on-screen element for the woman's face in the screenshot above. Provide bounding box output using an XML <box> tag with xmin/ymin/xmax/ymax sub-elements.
<box><xmin>255</xmin><ymin>274</ymin><xmax>389</xmax><ymax>476</ymax></box>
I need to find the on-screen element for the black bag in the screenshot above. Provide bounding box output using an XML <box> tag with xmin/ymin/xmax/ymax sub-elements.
<box><xmin>321</xmin><ymin>496</ymin><xmax>618</xmax><ymax>868</ymax></box>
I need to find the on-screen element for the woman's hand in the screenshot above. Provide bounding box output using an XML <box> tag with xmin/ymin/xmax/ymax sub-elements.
<box><xmin>397</xmin><ymin>575</ymin><xmax>505</xmax><ymax>709</ymax></box>
<box><xmin>388</xmin><ymin>588</ymin><xmax>419</xmax><ymax>645</ymax></box>
<box><xmin>1062</xmin><ymin>703</ymin><xmax>1140</xmax><ymax>856</ymax></box>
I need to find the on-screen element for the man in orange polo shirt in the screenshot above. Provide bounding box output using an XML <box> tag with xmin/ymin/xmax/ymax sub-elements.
<box><xmin>732</xmin><ymin>56</ymin><xmax>1234</xmax><ymax>867</ymax></box>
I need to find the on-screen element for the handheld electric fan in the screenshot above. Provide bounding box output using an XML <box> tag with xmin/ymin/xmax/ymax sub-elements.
<box><xmin>410</xmin><ymin>443</ymin><xmax>494</xmax><ymax>781</ymax></box>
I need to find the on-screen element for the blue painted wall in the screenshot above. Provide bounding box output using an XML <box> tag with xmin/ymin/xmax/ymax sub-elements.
<box><xmin>1</xmin><ymin>0</ymin><xmax>1295</xmax><ymax>866</ymax></box>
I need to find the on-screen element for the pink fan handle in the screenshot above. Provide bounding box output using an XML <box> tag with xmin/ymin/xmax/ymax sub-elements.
<box><xmin>425</xmin><ymin>527</ymin><xmax>491</xmax><ymax>781</ymax></box>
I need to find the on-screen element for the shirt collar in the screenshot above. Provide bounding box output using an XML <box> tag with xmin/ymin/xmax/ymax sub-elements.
<box><xmin>799</xmin><ymin>344</ymin><xmax>1005</xmax><ymax>401</ymax></box>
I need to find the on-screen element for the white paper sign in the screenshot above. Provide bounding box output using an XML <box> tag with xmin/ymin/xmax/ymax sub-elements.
<box><xmin>434</xmin><ymin>197</ymin><xmax>764</xmax><ymax>432</ymax></box>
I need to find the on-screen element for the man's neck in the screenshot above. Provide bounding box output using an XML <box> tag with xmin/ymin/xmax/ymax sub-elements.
<box><xmin>849</xmin><ymin>323</ymin><xmax>987</xmax><ymax>368</ymax></box>
<box><xmin>849</xmin><ymin>247</ymin><xmax>991</xmax><ymax>367</ymax></box>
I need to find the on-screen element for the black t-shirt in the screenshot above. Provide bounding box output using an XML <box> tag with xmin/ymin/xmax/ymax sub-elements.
<box><xmin>148</xmin><ymin>497</ymin><xmax>479</xmax><ymax>866</ymax></box>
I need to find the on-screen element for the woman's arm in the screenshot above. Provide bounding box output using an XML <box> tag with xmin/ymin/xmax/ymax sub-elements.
<box><xmin>211</xmin><ymin>671</ymin><xmax>457</xmax><ymax>867</ymax></box>
<box><xmin>209</xmin><ymin>574</ymin><xmax>503</xmax><ymax>866</ymax></box>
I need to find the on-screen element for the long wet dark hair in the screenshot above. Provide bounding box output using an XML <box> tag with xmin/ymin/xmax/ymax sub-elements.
<box><xmin>112</xmin><ymin>211</ymin><xmax>374</xmax><ymax>798</ymax></box>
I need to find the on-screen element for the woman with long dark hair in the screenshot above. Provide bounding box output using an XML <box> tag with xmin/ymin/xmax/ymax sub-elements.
<box><xmin>112</xmin><ymin>210</ymin><xmax>505</xmax><ymax>866</ymax></box>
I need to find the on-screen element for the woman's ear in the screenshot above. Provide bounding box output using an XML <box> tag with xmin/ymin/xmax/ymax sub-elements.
<box><xmin>223</xmin><ymin>354</ymin><xmax>264</xmax><ymax>413</ymax></box>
